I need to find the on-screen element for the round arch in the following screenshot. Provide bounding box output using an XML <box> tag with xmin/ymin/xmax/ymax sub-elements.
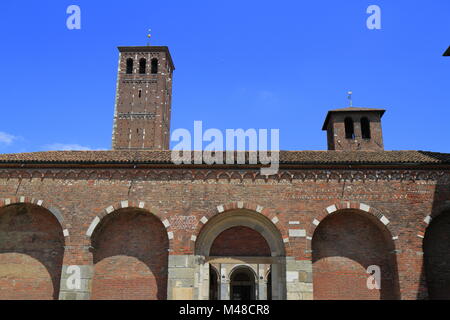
<box><xmin>423</xmin><ymin>208</ymin><xmax>450</xmax><ymax>299</ymax></box>
<box><xmin>0</xmin><ymin>200</ymin><xmax>66</xmax><ymax>299</ymax></box>
<box><xmin>0</xmin><ymin>196</ymin><xmax>69</xmax><ymax>237</ymax></box>
<box><xmin>85</xmin><ymin>200</ymin><xmax>172</xmax><ymax>241</ymax></box>
<box><xmin>195</xmin><ymin>209</ymin><xmax>285</xmax><ymax>257</ymax></box>
<box><xmin>308</xmin><ymin>202</ymin><xmax>396</xmax><ymax>236</ymax></box>
<box><xmin>306</xmin><ymin>201</ymin><xmax>397</xmax><ymax>251</ymax></box>
<box><xmin>189</xmin><ymin>201</ymin><xmax>287</xmax><ymax>252</ymax></box>
<box><xmin>195</xmin><ymin>207</ymin><xmax>285</xmax><ymax>300</ymax></box>
<box><xmin>311</xmin><ymin>208</ymin><xmax>400</xmax><ymax>300</ymax></box>
<box><xmin>89</xmin><ymin>204</ymin><xmax>169</xmax><ymax>300</ymax></box>
<box><xmin>229</xmin><ymin>265</ymin><xmax>257</xmax><ymax>300</ymax></box>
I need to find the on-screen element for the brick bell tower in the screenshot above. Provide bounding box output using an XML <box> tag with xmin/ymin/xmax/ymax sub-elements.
<box><xmin>112</xmin><ymin>46</ymin><xmax>175</xmax><ymax>150</ymax></box>
<box><xmin>322</xmin><ymin>107</ymin><xmax>385</xmax><ymax>151</ymax></box>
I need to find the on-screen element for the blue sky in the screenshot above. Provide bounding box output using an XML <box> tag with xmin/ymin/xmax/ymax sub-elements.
<box><xmin>0</xmin><ymin>0</ymin><xmax>448</xmax><ymax>153</ymax></box>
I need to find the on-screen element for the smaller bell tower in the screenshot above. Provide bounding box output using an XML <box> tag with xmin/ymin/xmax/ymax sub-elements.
<box><xmin>322</xmin><ymin>107</ymin><xmax>385</xmax><ymax>151</ymax></box>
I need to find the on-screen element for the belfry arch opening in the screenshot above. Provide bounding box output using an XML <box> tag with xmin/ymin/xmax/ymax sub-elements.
<box><xmin>0</xmin><ymin>203</ymin><xmax>65</xmax><ymax>300</ymax></box>
<box><xmin>344</xmin><ymin>117</ymin><xmax>355</xmax><ymax>139</ymax></box>
<box><xmin>139</xmin><ymin>58</ymin><xmax>146</xmax><ymax>74</ymax></box>
<box><xmin>195</xmin><ymin>209</ymin><xmax>285</xmax><ymax>300</ymax></box>
<box><xmin>151</xmin><ymin>58</ymin><xmax>158</xmax><ymax>74</ymax></box>
<box><xmin>126</xmin><ymin>58</ymin><xmax>133</xmax><ymax>74</ymax></box>
<box><xmin>312</xmin><ymin>209</ymin><xmax>400</xmax><ymax>300</ymax></box>
<box><xmin>90</xmin><ymin>207</ymin><xmax>169</xmax><ymax>300</ymax></box>
<box><xmin>361</xmin><ymin>117</ymin><xmax>371</xmax><ymax>139</ymax></box>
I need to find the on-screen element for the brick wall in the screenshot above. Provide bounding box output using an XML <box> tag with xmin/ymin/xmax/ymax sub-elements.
<box><xmin>0</xmin><ymin>167</ymin><xmax>448</xmax><ymax>299</ymax></box>
<box><xmin>424</xmin><ymin>209</ymin><xmax>450</xmax><ymax>299</ymax></box>
<box><xmin>91</xmin><ymin>208</ymin><xmax>168</xmax><ymax>300</ymax></box>
<box><xmin>210</xmin><ymin>226</ymin><xmax>271</xmax><ymax>256</ymax></box>
<box><xmin>0</xmin><ymin>204</ymin><xmax>64</xmax><ymax>299</ymax></box>
<box><xmin>326</xmin><ymin>112</ymin><xmax>384</xmax><ymax>151</ymax></box>
<box><xmin>112</xmin><ymin>48</ymin><xmax>173</xmax><ymax>150</ymax></box>
<box><xmin>312</xmin><ymin>210</ymin><xmax>399</xmax><ymax>300</ymax></box>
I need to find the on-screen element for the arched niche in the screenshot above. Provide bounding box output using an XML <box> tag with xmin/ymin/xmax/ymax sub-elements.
<box><xmin>0</xmin><ymin>203</ymin><xmax>65</xmax><ymax>299</ymax></box>
<box><xmin>312</xmin><ymin>209</ymin><xmax>400</xmax><ymax>300</ymax></box>
<box><xmin>90</xmin><ymin>207</ymin><xmax>169</xmax><ymax>300</ymax></box>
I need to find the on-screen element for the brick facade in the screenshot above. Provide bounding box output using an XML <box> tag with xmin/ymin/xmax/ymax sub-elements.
<box><xmin>210</xmin><ymin>226</ymin><xmax>271</xmax><ymax>256</ymax></box>
<box><xmin>1</xmin><ymin>45</ymin><xmax>450</xmax><ymax>300</ymax></box>
<box><xmin>0</xmin><ymin>168</ymin><xmax>449</xmax><ymax>299</ymax></box>
<box><xmin>112</xmin><ymin>47</ymin><xmax>174</xmax><ymax>150</ymax></box>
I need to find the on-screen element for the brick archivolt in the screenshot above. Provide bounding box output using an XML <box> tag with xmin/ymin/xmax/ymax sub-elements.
<box><xmin>0</xmin><ymin>196</ymin><xmax>69</xmax><ymax>237</ymax></box>
<box><xmin>306</xmin><ymin>201</ymin><xmax>397</xmax><ymax>251</ymax></box>
<box><xmin>416</xmin><ymin>203</ymin><xmax>450</xmax><ymax>239</ymax></box>
<box><xmin>193</xmin><ymin>202</ymin><xmax>286</xmax><ymax>256</ymax></box>
<box><xmin>85</xmin><ymin>200</ymin><xmax>172</xmax><ymax>241</ymax></box>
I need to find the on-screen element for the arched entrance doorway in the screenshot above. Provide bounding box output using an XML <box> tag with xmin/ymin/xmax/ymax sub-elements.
<box><xmin>209</xmin><ymin>265</ymin><xmax>219</xmax><ymax>300</ymax></box>
<box><xmin>195</xmin><ymin>209</ymin><xmax>286</xmax><ymax>300</ymax></box>
<box><xmin>230</xmin><ymin>266</ymin><xmax>256</xmax><ymax>300</ymax></box>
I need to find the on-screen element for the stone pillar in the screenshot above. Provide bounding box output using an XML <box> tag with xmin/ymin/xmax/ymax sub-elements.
<box><xmin>210</xmin><ymin>263</ymin><xmax>221</xmax><ymax>299</ymax></box>
<box><xmin>167</xmin><ymin>255</ymin><xmax>196</xmax><ymax>300</ymax></box>
<box><xmin>271</xmin><ymin>263</ymin><xmax>282</xmax><ymax>300</ymax></box>
<box><xmin>257</xmin><ymin>264</ymin><xmax>267</xmax><ymax>300</ymax></box>
<box><xmin>198</xmin><ymin>260</ymin><xmax>210</xmax><ymax>300</ymax></box>
<box><xmin>59</xmin><ymin>264</ymin><xmax>93</xmax><ymax>300</ymax></box>
<box><xmin>220</xmin><ymin>264</ymin><xmax>230</xmax><ymax>300</ymax></box>
<box><xmin>285</xmin><ymin>257</ymin><xmax>313</xmax><ymax>300</ymax></box>
<box><xmin>58</xmin><ymin>245</ymin><xmax>94</xmax><ymax>300</ymax></box>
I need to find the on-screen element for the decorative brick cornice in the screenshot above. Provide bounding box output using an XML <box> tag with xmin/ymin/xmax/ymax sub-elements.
<box><xmin>0</xmin><ymin>168</ymin><xmax>447</xmax><ymax>183</ymax></box>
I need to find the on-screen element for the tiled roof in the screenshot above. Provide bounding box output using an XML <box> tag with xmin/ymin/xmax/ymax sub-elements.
<box><xmin>0</xmin><ymin>150</ymin><xmax>449</xmax><ymax>166</ymax></box>
<box><xmin>327</xmin><ymin>107</ymin><xmax>386</xmax><ymax>113</ymax></box>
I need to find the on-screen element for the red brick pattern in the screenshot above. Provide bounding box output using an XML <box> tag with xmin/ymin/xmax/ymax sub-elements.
<box><xmin>91</xmin><ymin>208</ymin><xmax>168</xmax><ymax>300</ymax></box>
<box><xmin>0</xmin><ymin>168</ymin><xmax>448</xmax><ymax>300</ymax></box>
<box><xmin>0</xmin><ymin>204</ymin><xmax>64</xmax><ymax>300</ymax></box>
<box><xmin>210</xmin><ymin>226</ymin><xmax>271</xmax><ymax>256</ymax></box>
<box><xmin>312</xmin><ymin>210</ymin><xmax>400</xmax><ymax>300</ymax></box>
<box><xmin>324</xmin><ymin>111</ymin><xmax>384</xmax><ymax>151</ymax></box>
<box><xmin>113</xmin><ymin>48</ymin><xmax>173</xmax><ymax>150</ymax></box>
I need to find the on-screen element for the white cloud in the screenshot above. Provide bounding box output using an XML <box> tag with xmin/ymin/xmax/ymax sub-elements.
<box><xmin>0</xmin><ymin>132</ymin><xmax>18</xmax><ymax>145</ymax></box>
<box><xmin>43</xmin><ymin>143</ymin><xmax>106</xmax><ymax>151</ymax></box>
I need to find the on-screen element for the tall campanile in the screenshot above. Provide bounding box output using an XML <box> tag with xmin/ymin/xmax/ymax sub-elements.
<box><xmin>112</xmin><ymin>46</ymin><xmax>175</xmax><ymax>150</ymax></box>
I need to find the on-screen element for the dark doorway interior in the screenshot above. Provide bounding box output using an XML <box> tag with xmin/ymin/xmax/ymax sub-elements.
<box><xmin>230</xmin><ymin>267</ymin><xmax>256</xmax><ymax>300</ymax></box>
<box><xmin>209</xmin><ymin>265</ymin><xmax>219</xmax><ymax>300</ymax></box>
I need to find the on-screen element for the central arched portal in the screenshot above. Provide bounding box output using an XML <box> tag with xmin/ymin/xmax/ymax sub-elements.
<box><xmin>195</xmin><ymin>209</ymin><xmax>285</xmax><ymax>300</ymax></box>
